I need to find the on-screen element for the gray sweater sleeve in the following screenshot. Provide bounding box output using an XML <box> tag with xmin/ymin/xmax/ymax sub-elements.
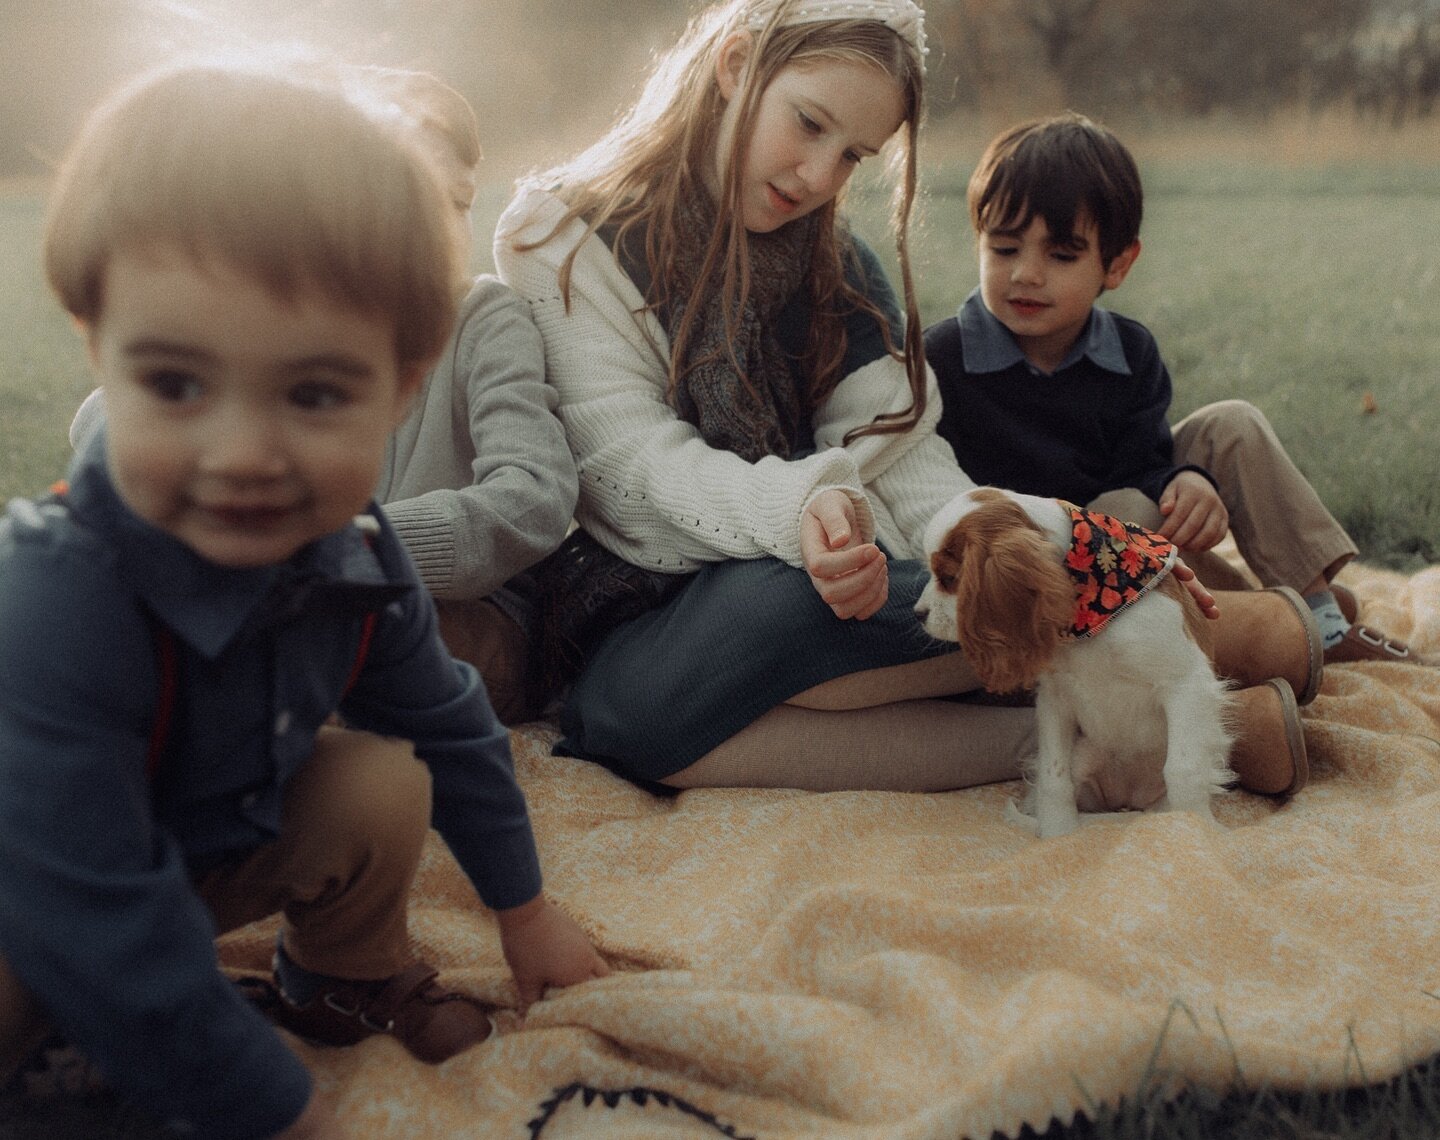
<box><xmin>379</xmin><ymin>277</ymin><xmax>578</xmax><ymax>600</ymax></box>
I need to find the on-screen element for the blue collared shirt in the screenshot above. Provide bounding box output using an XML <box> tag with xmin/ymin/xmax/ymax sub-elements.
<box><xmin>0</xmin><ymin>431</ymin><xmax>542</xmax><ymax>1139</ymax></box>
<box><xmin>925</xmin><ymin>287</ymin><xmax>1207</xmax><ymax>505</ymax></box>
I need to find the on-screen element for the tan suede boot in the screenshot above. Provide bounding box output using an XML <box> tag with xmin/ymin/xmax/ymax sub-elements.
<box><xmin>1228</xmin><ymin>678</ymin><xmax>1309</xmax><ymax>797</ymax></box>
<box><xmin>1206</xmin><ymin>587</ymin><xmax>1323</xmax><ymax>705</ymax></box>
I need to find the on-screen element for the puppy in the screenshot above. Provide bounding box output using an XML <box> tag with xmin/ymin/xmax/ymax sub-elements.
<box><xmin>916</xmin><ymin>487</ymin><xmax>1234</xmax><ymax>837</ymax></box>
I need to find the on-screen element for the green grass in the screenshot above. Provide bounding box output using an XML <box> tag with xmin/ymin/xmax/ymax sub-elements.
<box><xmin>0</xmin><ymin>191</ymin><xmax>95</xmax><ymax>505</ymax></box>
<box><xmin>6</xmin><ymin>163</ymin><xmax>1439</xmax><ymax>571</ymax></box>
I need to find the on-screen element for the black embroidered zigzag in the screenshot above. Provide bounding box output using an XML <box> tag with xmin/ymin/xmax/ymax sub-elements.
<box><xmin>527</xmin><ymin>1082</ymin><xmax>760</xmax><ymax>1138</ymax></box>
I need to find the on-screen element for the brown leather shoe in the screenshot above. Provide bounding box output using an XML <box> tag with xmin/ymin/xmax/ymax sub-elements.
<box><xmin>267</xmin><ymin>962</ymin><xmax>493</xmax><ymax>1064</ymax></box>
<box><xmin>1325</xmin><ymin>622</ymin><xmax>1434</xmax><ymax>667</ymax></box>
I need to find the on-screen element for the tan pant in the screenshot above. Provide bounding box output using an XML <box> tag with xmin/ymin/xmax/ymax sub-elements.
<box><xmin>1</xmin><ymin>728</ymin><xmax>430</xmax><ymax>1083</ymax></box>
<box><xmin>435</xmin><ymin>597</ymin><xmax>538</xmax><ymax>726</ymax></box>
<box><xmin>1092</xmin><ymin>399</ymin><xmax>1357</xmax><ymax>592</ymax></box>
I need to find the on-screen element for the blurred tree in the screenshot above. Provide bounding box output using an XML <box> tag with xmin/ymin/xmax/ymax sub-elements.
<box><xmin>1</xmin><ymin>0</ymin><xmax>1433</xmax><ymax>180</ymax></box>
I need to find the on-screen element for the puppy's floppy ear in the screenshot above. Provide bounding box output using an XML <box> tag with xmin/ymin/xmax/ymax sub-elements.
<box><xmin>950</xmin><ymin>500</ymin><xmax>1073</xmax><ymax>692</ymax></box>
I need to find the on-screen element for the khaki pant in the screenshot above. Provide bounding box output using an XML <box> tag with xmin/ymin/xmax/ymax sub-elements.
<box><xmin>435</xmin><ymin>597</ymin><xmax>539</xmax><ymax>726</ymax></box>
<box><xmin>1</xmin><ymin>728</ymin><xmax>429</xmax><ymax>1083</ymax></box>
<box><xmin>1092</xmin><ymin>399</ymin><xmax>1357</xmax><ymax>592</ymax></box>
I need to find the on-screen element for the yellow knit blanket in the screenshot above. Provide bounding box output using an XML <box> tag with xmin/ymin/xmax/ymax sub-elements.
<box><xmin>219</xmin><ymin>563</ymin><xmax>1440</xmax><ymax>1139</ymax></box>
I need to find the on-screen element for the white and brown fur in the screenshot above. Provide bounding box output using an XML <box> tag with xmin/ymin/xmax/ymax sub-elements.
<box><xmin>915</xmin><ymin>487</ymin><xmax>1234</xmax><ymax>837</ymax></box>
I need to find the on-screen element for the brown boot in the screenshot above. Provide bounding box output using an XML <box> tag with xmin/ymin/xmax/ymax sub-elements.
<box><xmin>266</xmin><ymin>962</ymin><xmax>493</xmax><ymax>1064</ymax></box>
<box><xmin>1228</xmin><ymin>678</ymin><xmax>1309</xmax><ymax>797</ymax></box>
<box><xmin>1207</xmin><ymin>586</ymin><xmax>1323</xmax><ymax>705</ymax></box>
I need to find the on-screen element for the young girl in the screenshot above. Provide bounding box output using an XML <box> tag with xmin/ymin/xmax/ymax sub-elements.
<box><xmin>494</xmin><ymin>0</ymin><xmax>1321</xmax><ymax>800</ymax></box>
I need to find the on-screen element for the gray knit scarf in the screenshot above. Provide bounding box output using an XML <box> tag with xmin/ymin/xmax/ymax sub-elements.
<box><xmin>668</xmin><ymin>191</ymin><xmax>819</xmax><ymax>460</ymax></box>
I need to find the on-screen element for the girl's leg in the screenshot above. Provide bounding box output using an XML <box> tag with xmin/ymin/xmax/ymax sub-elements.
<box><xmin>663</xmin><ymin>699</ymin><xmax>1034</xmax><ymax>792</ymax></box>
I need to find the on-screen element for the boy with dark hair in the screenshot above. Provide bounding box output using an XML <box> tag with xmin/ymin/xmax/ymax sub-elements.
<box><xmin>0</xmin><ymin>59</ymin><xmax>606</xmax><ymax>1140</ymax></box>
<box><xmin>926</xmin><ymin>111</ymin><xmax>1429</xmax><ymax>668</ymax></box>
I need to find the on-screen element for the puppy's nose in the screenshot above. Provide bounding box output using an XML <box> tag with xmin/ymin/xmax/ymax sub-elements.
<box><xmin>914</xmin><ymin>599</ymin><xmax>929</xmax><ymax>621</ymax></box>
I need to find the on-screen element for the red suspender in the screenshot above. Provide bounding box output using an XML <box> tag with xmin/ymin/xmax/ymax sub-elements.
<box><xmin>342</xmin><ymin>612</ymin><xmax>378</xmax><ymax>698</ymax></box>
<box><xmin>145</xmin><ymin>624</ymin><xmax>179</xmax><ymax>782</ymax></box>
<box><xmin>144</xmin><ymin>613</ymin><xmax>376</xmax><ymax>780</ymax></box>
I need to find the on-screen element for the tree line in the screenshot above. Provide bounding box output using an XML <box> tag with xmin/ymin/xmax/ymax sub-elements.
<box><xmin>2</xmin><ymin>0</ymin><xmax>1436</xmax><ymax>178</ymax></box>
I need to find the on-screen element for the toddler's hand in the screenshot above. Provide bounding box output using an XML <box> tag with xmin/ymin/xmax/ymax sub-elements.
<box><xmin>496</xmin><ymin>895</ymin><xmax>609</xmax><ymax>1013</ymax></box>
<box><xmin>800</xmin><ymin>488</ymin><xmax>888</xmax><ymax>620</ymax></box>
<box><xmin>1158</xmin><ymin>471</ymin><xmax>1228</xmax><ymax>552</ymax></box>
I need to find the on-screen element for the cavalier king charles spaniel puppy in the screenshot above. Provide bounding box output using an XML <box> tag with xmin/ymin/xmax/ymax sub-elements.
<box><xmin>915</xmin><ymin>487</ymin><xmax>1234</xmax><ymax>837</ymax></box>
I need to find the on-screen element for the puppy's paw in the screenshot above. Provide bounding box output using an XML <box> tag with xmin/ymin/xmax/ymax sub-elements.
<box><xmin>1003</xmin><ymin>798</ymin><xmax>1039</xmax><ymax>834</ymax></box>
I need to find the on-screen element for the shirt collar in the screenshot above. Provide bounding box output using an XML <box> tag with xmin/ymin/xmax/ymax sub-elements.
<box><xmin>64</xmin><ymin>429</ymin><xmax>400</xmax><ymax>660</ymax></box>
<box><xmin>956</xmin><ymin>287</ymin><xmax>1131</xmax><ymax>377</ymax></box>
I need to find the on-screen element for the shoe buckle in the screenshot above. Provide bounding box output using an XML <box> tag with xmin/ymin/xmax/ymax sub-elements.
<box><xmin>322</xmin><ymin>991</ymin><xmax>362</xmax><ymax>1018</ymax></box>
<box><xmin>1357</xmin><ymin>625</ymin><xmax>1410</xmax><ymax>658</ymax></box>
<box><xmin>321</xmin><ymin>991</ymin><xmax>395</xmax><ymax>1033</ymax></box>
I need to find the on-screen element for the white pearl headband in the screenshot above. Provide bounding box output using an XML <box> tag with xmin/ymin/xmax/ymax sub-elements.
<box><xmin>745</xmin><ymin>0</ymin><xmax>928</xmax><ymax>70</ymax></box>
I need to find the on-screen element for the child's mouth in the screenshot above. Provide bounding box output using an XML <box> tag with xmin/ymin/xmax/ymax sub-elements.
<box><xmin>766</xmin><ymin>184</ymin><xmax>799</xmax><ymax>213</ymax></box>
<box><xmin>1009</xmin><ymin>298</ymin><xmax>1047</xmax><ymax>316</ymax></box>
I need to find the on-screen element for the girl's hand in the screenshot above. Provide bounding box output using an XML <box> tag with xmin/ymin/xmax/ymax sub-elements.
<box><xmin>800</xmin><ymin>489</ymin><xmax>888</xmax><ymax>620</ymax></box>
<box><xmin>496</xmin><ymin>895</ymin><xmax>610</xmax><ymax>1014</ymax></box>
<box><xmin>1158</xmin><ymin>471</ymin><xmax>1228</xmax><ymax>552</ymax></box>
<box><xmin>1171</xmin><ymin>557</ymin><xmax>1220</xmax><ymax>621</ymax></box>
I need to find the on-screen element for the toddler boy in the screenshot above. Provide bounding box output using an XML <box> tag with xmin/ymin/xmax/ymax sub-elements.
<box><xmin>925</xmin><ymin>112</ymin><xmax>1427</xmax><ymax>667</ymax></box>
<box><xmin>0</xmin><ymin>60</ymin><xmax>607</xmax><ymax>1140</ymax></box>
<box><xmin>70</xmin><ymin>66</ymin><xmax>579</xmax><ymax>725</ymax></box>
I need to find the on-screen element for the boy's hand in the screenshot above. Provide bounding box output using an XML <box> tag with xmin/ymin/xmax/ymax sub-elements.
<box><xmin>496</xmin><ymin>895</ymin><xmax>609</xmax><ymax>1013</ymax></box>
<box><xmin>1158</xmin><ymin>471</ymin><xmax>1228</xmax><ymax>552</ymax></box>
<box><xmin>800</xmin><ymin>488</ymin><xmax>888</xmax><ymax>620</ymax></box>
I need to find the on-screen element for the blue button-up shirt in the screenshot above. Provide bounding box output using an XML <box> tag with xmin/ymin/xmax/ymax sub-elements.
<box><xmin>926</xmin><ymin>287</ymin><xmax>1211</xmax><ymax>505</ymax></box>
<box><xmin>0</xmin><ymin>431</ymin><xmax>542</xmax><ymax>1139</ymax></box>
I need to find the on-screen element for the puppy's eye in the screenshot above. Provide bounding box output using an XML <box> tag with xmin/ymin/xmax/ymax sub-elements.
<box><xmin>937</xmin><ymin>573</ymin><xmax>957</xmax><ymax>592</ymax></box>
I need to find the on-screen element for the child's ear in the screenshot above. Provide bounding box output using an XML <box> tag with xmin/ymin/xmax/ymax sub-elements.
<box><xmin>715</xmin><ymin>31</ymin><xmax>753</xmax><ymax>101</ymax></box>
<box><xmin>1103</xmin><ymin>239</ymin><xmax>1142</xmax><ymax>291</ymax></box>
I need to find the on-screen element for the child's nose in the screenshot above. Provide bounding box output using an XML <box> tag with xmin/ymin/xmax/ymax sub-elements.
<box><xmin>1012</xmin><ymin>251</ymin><xmax>1045</xmax><ymax>285</ymax></box>
<box><xmin>202</xmin><ymin>409</ymin><xmax>287</xmax><ymax>480</ymax></box>
<box><xmin>798</xmin><ymin>153</ymin><xmax>847</xmax><ymax>201</ymax></box>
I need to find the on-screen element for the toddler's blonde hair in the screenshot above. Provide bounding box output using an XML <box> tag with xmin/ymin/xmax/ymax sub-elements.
<box><xmin>44</xmin><ymin>59</ymin><xmax>459</xmax><ymax>369</ymax></box>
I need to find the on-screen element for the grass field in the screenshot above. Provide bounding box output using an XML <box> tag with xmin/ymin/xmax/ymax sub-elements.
<box><xmin>1</xmin><ymin>134</ymin><xmax>1438</xmax><ymax>1139</ymax></box>
<box><xmin>4</xmin><ymin>148</ymin><xmax>1438</xmax><ymax>570</ymax></box>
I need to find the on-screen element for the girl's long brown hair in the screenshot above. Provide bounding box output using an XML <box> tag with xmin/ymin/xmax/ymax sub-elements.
<box><xmin>510</xmin><ymin>0</ymin><xmax>927</xmax><ymax>443</ymax></box>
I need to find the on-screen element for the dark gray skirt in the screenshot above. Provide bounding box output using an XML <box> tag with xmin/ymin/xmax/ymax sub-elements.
<box><xmin>555</xmin><ymin>553</ymin><xmax>955</xmax><ymax>784</ymax></box>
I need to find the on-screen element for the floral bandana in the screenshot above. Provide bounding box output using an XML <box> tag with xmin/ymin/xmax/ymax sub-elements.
<box><xmin>1062</xmin><ymin>504</ymin><xmax>1177</xmax><ymax>639</ymax></box>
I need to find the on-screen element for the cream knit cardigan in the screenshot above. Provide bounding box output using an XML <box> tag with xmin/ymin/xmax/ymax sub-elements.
<box><xmin>494</xmin><ymin>186</ymin><xmax>976</xmax><ymax>573</ymax></box>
